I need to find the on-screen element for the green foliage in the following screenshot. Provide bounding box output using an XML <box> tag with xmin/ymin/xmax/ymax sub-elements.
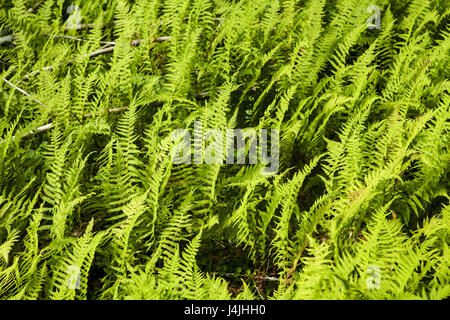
<box><xmin>0</xmin><ymin>0</ymin><xmax>448</xmax><ymax>300</ymax></box>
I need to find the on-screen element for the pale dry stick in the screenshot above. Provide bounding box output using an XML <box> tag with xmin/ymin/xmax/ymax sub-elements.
<box><xmin>0</xmin><ymin>122</ymin><xmax>54</xmax><ymax>146</ymax></box>
<box><xmin>25</xmin><ymin>0</ymin><xmax>45</xmax><ymax>14</ymax></box>
<box><xmin>81</xmin><ymin>45</ymin><xmax>116</xmax><ymax>58</ymax></box>
<box><xmin>3</xmin><ymin>76</ymin><xmax>84</xmax><ymax>126</ymax></box>
<box><xmin>98</xmin><ymin>43</ymin><xmax>115</xmax><ymax>51</ymax></box>
<box><xmin>64</xmin><ymin>17</ymin><xmax>223</xmax><ymax>31</ymax></box>
<box><xmin>184</xmin><ymin>17</ymin><xmax>223</xmax><ymax>22</ymax></box>
<box><xmin>2</xmin><ymin>78</ymin><xmax>47</xmax><ymax>108</ymax></box>
<box><xmin>86</xmin><ymin>36</ymin><xmax>173</xmax><ymax>55</ymax></box>
<box><xmin>256</xmin><ymin>275</ymin><xmax>280</xmax><ymax>282</ymax></box>
<box><xmin>45</xmin><ymin>34</ymin><xmax>115</xmax><ymax>46</ymax></box>
<box><xmin>213</xmin><ymin>18</ymin><xmax>224</xmax><ymax>34</ymax></box>
<box><xmin>0</xmin><ymin>106</ymin><xmax>129</xmax><ymax>144</ymax></box>
<box><xmin>27</xmin><ymin>122</ymin><xmax>54</xmax><ymax>136</ymax></box>
<box><xmin>210</xmin><ymin>272</ymin><xmax>280</xmax><ymax>282</ymax></box>
<box><xmin>47</xmin><ymin>35</ymin><xmax>171</xmax><ymax>46</ymax></box>
<box><xmin>197</xmin><ymin>91</ymin><xmax>210</xmax><ymax>97</ymax></box>
<box><xmin>130</xmin><ymin>37</ymin><xmax>172</xmax><ymax>45</ymax></box>
<box><xmin>26</xmin><ymin>1</ymin><xmax>45</xmax><ymax>14</ymax></box>
<box><xmin>22</xmin><ymin>64</ymin><xmax>59</xmax><ymax>80</ymax></box>
<box><xmin>22</xmin><ymin>46</ymin><xmax>115</xmax><ymax>79</ymax></box>
<box><xmin>82</xmin><ymin>106</ymin><xmax>128</xmax><ymax>118</ymax></box>
<box><xmin>22</xmin><ymin>36</ymin><xmax>171</xmax><ymax>80</ymax></box>
<box><xmin>64</xmin><ymin>23</ymin><xmax>97</xmax><ymax>31</ymax></box>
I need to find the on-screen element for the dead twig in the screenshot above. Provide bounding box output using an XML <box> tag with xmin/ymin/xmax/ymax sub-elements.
<box><xmin>0</xmin><ymin>106</ymin><xmax>129</xmax><ymax>144</ymax></box>
<box><xmin>22</xmin><ymin>36</ymin><xmax>171</xmax><ymax>80</ymax></box>
<box><xmin>25</xmin><ymin>0</ymin><xmax>45</xmax><ymax>14</ymax></box>
<box><xmin>45</xmin><ymin>34</ymin><xmax>115</xmax><ymax>46</ymax></box>
<box><xmin>3</xmin><ymin>77</ymin><xmax>85</xmax><ymax>125</ymax></box>
<box><xmin>0</xmin><ymin>122</ymin><xmax>54</xmax><ymax>146</ymax></box>
<box><xmin>197</xmin><ymin>91</ymin><xmax>210</xmax><ymax>98</ymax></box>
<box><xmin>210</xmin><ymin>272</ymin><xmax>280</xmax><ymax>282</ymax></box>
<box><xmin>64</xmin><ymin>23</ymin><xmax>97</xmax><ymax>31</ymax></box>
<box><xmin>82</xmin><ymin>106</ymin><xmax>128</xmax><ymax>118</ymax></box>
<box><xmin>64</xmin><ymin>17</ymin><xmax>223</xmax><ymax>30</ymax></box>
<box><xmin>130</xmin><ymin>36</ymin><xmax>172</xmax><ymax>46</ymax></box>
<box><xmin>22</xmin><ymin>46</ymin><xmax>115</xmax><ymax>79</ymax></box>
<box><xmin>2</xmin><ymin>78</ymin><xmax>47</xmax><ymax>108</ymax></box>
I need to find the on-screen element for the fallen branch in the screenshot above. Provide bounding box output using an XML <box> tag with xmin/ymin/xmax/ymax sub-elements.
<box><xmin>64</xmin><ymin>23</ymin><xmax>97</xmax><ymax>31</ymax></box>
<box><xmin>25</xmin><ymin>0</ymin><xmax>45</xmax><ymax>14</ymax></box>
<box><xmin>211</xmin><ymin>272</ymin><xmax>280</xmax><ymax>282</ymax></box>
<box><xmin>197</xmin><ymin>91</ymin><xmax>210</xmax><ymax>98</ymax></box>
<box><xmin>0</xmin><ymin>122</ymin><xmax>54</xmax><ymax>146</ymax></box>
<box><xmin>22</xmin><ymin>45</ymin><xmax>115</xmax><ymax>79</ymax></box>
<box><xmin>2</xmin><ymin>78</ymin><xmax>47</xmax><ymax>108</ymax></box>
<box><xmin>22</xmin><ymin>36</ymin><xmax>171</xmax><ymax>80</ymax></box>
<box><xmin>0</xmin><ymin>106</ymin><xmax>129</xmax><ymax>144</ymax></box>
<box><xmin>45</xmin><ymin>34</ymin><xmax>115</xmax><ymax>46</ymax></box>
<box><xmin>64</xmin><ymin>17</ymin><xmax>223</xmax><ymax>30</ymax></box>
<box><xmin>82</xmin><ymin>106</ymin><xmax>128</xmax><ymax>118</ymax></box>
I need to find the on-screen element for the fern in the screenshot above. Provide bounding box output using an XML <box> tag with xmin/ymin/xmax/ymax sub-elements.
<box><xmin>0</xmin><ymin>0</ymin><xmax>448</xmax><ymax>301</ymax></box>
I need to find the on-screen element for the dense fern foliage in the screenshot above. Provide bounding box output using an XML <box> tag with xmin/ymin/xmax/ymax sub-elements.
<box><xmin>0</xmin><ymin>0</ymin><xmax>449</xmax><ymax>300</ymax></box>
